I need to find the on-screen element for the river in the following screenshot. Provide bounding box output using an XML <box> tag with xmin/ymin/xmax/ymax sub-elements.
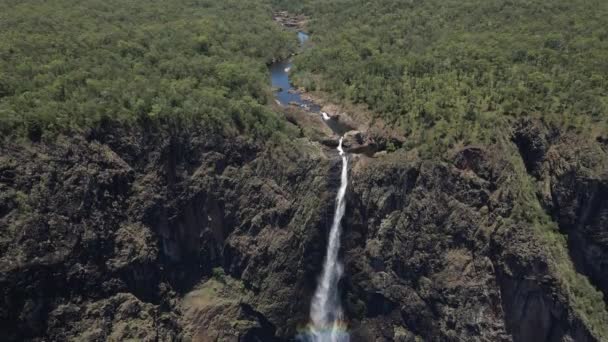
<box><xmin>270</xmin><ymin>32</ymin><xmax>321</xmax><ymax>112</ymax></box>
<box><xmin>269</xmin><ymin>32</ymin><xmax>350</xmax><ymax>136</ymax></box>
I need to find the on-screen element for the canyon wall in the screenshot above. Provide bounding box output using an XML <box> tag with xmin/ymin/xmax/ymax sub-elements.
<box><xmin>1</xmin><ymin>119</ymin><xmax>607</xmax><ymax>341</ymax></box>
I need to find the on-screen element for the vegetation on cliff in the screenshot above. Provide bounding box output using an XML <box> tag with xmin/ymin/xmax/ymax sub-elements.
<box><xmin>0</xmin><ymin>0</ymin><xmax>296</xmax><ymax>140</ymax></box>
<box><xmin>505</xmin><ymin>147</ymin><xmax>608</xmax><ymax>339</ymax></box>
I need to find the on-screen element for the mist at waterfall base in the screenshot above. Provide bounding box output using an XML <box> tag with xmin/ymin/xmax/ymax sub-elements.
<box><xmin>297</xmin><ymin>138</ymin><xmax>350</xmax><ymax>342</ymax></box>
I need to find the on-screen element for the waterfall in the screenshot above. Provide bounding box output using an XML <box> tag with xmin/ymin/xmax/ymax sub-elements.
<box><xmin>309</xmin><ymin>137</ymin><xmax>349</xmax><ymax>342</ymax></box>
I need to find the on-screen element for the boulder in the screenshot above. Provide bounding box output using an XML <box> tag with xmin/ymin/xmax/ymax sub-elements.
<box><xmin>342</xmin><ymin>130</ymin><xmax>378</xmax><ymax>155</ymax></box>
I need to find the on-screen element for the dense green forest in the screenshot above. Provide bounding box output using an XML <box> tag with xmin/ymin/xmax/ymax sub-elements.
<box><xmin>0</xmin><ymin>0</ymin><xmax>296</xmax><ymax>140</ymax></box>
<box><xmin>288</xmin><ymin>0</ymin><xmax>608</xmax><ymax>151</ymax></box>
<box><xmin>3</xmin><ymin>0</ymin><xmax>606</xmax><ymax>149</ymax></box>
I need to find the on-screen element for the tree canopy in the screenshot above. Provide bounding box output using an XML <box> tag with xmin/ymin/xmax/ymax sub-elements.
<box><xmin>0</xmin><ymin>0</ymin><xmax>296</xmax><ymax>140</ymax></box>
<box><xmin>289</xmin><ymin>0</ymin><xmax>608</xmax><ymax>151</ymax></box>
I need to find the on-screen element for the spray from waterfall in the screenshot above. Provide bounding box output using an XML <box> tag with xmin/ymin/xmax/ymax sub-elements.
<box><xmin>308</xmin><ymin>136</ymin><xmax>350</xmax><ymax>342</ymax></box>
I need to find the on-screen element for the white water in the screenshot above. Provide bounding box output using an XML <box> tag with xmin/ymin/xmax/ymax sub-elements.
<box><xmin>309</xmin><ymin>137</ymin><xmax>349</xmax><ymax>342</ymax></box>
<box><xmin>322</xmin><ymin>112</ymin><xmax>331</xmax><ymax>121</ymax></box>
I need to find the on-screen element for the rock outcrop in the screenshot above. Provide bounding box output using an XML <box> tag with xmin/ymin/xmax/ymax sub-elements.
<box><xmin>273</xmin><ymin>11</ymin><xmax>308</xmax><ymax>30</ymax></box>
<box><xmin>342</xmin><ymin>130</ymin><xmax>377</xmax><ymax>156</ymax></box>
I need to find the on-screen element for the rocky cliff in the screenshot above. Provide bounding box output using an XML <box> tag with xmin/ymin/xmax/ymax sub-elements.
<box><xmin>1</xmin><ymin>118</ymin><xmax>607</xmax><ymax>341</ymax></box>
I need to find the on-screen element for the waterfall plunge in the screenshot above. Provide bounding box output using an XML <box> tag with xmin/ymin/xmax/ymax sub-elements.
<box><xmin>309</xmin><ymin>137</ymin><xmax>349</xmax><ymax>342</ymax></box>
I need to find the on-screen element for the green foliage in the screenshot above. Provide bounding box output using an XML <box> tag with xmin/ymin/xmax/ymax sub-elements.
<box><xmin>0</xmin><ymin>0</ymin><xmax>296</xmax><ymax>139</ymax></box>
<box><xmin>212</xmin><ymin>267</ymin><xmax>226</xmax><ymax>282</ymax></box>
<box><xmin>183</xmin><ymin>274</ymin><xmax>250</xmax><ymax>310</ymax></box>
<box><xmin>13</xmin><ymin>190</ymin><xmax>30</xmax><ymax>214</ymax></box>
<box><xmin>270</xmin><ymin>0</ymin><xmax>311</xmax><ymax>13</ymax></box>
<box><xmin>288</xmin><ymin>0</ymin><xmax>608</xmax><ymax>150</ymax></box>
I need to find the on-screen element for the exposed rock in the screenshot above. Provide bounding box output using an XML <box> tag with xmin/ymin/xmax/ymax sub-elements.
<box><xmin>320</xmin><ymin>137</ymin><xmax>340</xmax><ymax>149</ymax></box>
<box><xmin>512</xmin><ymin>118</ymin><xmax>557</xmax><ymax>178</ymax></box>
<box><xmin>46</xmin><ymin>293</ymin><xmax>178</xmax><ymax>341</ymax></box>
<box><xmin>273</xmin><ymin>11</ymin><xmax>308</xmax><ymax>30</ymax></box>
<box><xmin>319</xmin><ymin>104</ymin><xmax>359</xmax><ymax>131</ymax></box>
<box><xmin>283</xmin><ymin>106</ymin><xmax>335</xmax><ymax>142</ymax></box>
<box><xmin>342</xmin><ymin>130</ymin><xmax>378</xmax><ymax>155</ymax></box>
<box><xmin>180</xmin><ymin>275</ymin><xmax>278</xmax><ymax>341</ymax></box>
<box><xmin>341</xmin><ymin>143</ymin><xmax>603</xmax><ymax>341</ymax></box>
<box><xmin>1</xmin><ymin>118</ymin><xmax>607</xmax><ymax>341</ymax></box>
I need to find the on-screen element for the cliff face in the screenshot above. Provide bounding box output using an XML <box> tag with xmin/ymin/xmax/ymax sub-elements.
<box><xmin>1</xmin><ymin>119</ymin><xmax>607</xmax><ymax>341</ymax></box>
<box><xmin>341</xmin><ymin>144</ymin><xmax>600</xmax><ymax>341</ymax></box>
<box><xmin>0</xmin><ymin>120</ymin><xmax>338</xmax><ymax>341</ymax></box>
<box><xmin>513</xmin><ymin>119</ymin><xmax>608</xmax><ymax>333</ymax></box>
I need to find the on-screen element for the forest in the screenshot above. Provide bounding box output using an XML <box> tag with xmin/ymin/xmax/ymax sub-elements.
<box><xmin>0</xmin><ymin>0</ymin><xmax>296</xmax><ymax>140</ymax></box>
<box><xmin>2</xmin><ymin>0</ymin><xmax>606</xmax><ymax>152</ymax></box>
<box><xmin>288</xmin><ymin>0</ymin><xmax>608</xmax><ymax>152</ymax></box>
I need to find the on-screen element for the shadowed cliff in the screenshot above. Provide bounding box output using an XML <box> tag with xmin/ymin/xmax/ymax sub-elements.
<box><xmin>1</xmin><ymin>118</ymin><xmax>607</xmax><ymax>341</ymax></box>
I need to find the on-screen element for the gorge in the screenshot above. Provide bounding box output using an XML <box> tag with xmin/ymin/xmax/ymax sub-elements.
<box><xmin>1</xmin><ymin>1</ymin><xmax>608</xmax><ymax>341</ymax></box>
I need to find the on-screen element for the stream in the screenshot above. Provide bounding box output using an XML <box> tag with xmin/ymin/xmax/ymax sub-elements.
<box><xmin>269</xmin><ymin>31</ymin><xmax>349</xmax><ymax>135</ymax></box>
<box><xmin>270</xmin><ymin>32</ymin><xmax>321</xmax><ymax>112</ymax></box>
